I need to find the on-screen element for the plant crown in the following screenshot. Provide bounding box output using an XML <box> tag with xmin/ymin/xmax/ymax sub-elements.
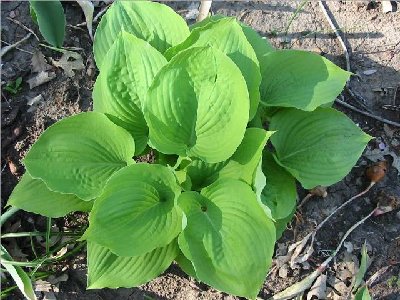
<box><xmin>8</xmin><ymin>1</ymin><xmax>372</xmax><ymax>299</ymax></box>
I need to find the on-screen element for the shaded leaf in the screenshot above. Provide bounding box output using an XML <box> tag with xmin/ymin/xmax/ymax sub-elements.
<box><xmin>270</xmin><ymin>108</ymin><xmax>372</xmax><ymax>189</ymax></box>
<box><xmin>354</xmin><ymin>287</ymin><xmax>372</xmax><ymax>300</ymax></box>
<box><xmin>29</xmin><ymin>0</ymin><xmax>65</xmax><ymax>47</ymax></box>
<box><xmin>166</xmin><ymin>17</ymin><xmax>261</xmax><ymax>120</ymax></box>
<box><xmin>260</xmin><ymin>50</ymin><xmax>351</xmax><ymax>111</ymax></box>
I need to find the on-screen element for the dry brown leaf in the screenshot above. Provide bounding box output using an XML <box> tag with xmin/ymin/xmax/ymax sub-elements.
<box><xmin>27</xmin><ymin>71</ymin><xmax>56</xmax><ymax>89</ymax></box>
<box><xmin>306</xmin><ymin>273</ymin><xmax>327</xmax><ymax>300</ymax></box>
<box><xmin>51</xmin><ymin>51</ymin><xmax>84</xmax><ymax>77</ymax></box>
<box><xmin>31</xmin><ymin>50</ymin><xmax>52</xmax><ymax>73</ymax></box>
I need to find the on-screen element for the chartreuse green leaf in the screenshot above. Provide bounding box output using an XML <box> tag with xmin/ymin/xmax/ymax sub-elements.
<box><xmin>260</xmin><ymin>50</ymin><xmax>351</xmax><ymax>111</ymax></box>
<box><xmin>178</xmin><ymin>179</ymin><xmax>276</xmax><ymax>299</ymax></box>
<box><xmin>87</xmin><ymin>240</ymin><xmax>178</xmax><ymax>289</ymax></box>
<box><xmin>270</xmin><ymin>108</ymin><xmax>372</xmax><ymax>189</ymax></box>
<box><xmin>29</xmin><ymin>0</ymin><xmax>65</xmax><ymax>47</ymax></box>
<box><xmin>24</xmin><ymin>112</ymin><xmax>135</xmax><ymax>201</ymax></box>
<box><xmin>93</xmin><ymin>32</ymin><xmax>167</xmax><ymax>155</ymax></box>
<box><xmin>175</xmin><ymin>251</ymin><xmax>197</xmax><ymax>279</ymax></box>
<box><xmin>186</xmin><ymin>128</ymin><xmax>272</xmax><ymax>190</ymax></box>
<box><xmin>166</xmin><ymin>18</ymin><xmax>261</xmax><ymax>120</ymax></box>
<box><xmin>261</xmin><ymin>151</ymin><xmax>297</xmax><ymax>220</ymax></box>
<box><xmin>7</xmin><ymin>173</ymin><xmax>92</xmax><ymax>218</ymax></box>
<box><xmin>191</xmin><ymin>15</ymin><xmax>274</xmax><ymax>69</ymax></box>
<box><xmin>83</xmin><ymin>164</ymin><xmax>182</xmax><ymax>257</ymax></box>
<box><xmin>94</xmin><ymin>1</ymin><xmax>189</xmax><ymax>66</ymax></box>
<box><xmin>144</xmin><ymin>47</ymin><xmax>249</xmax><ymax>163</ymax></box>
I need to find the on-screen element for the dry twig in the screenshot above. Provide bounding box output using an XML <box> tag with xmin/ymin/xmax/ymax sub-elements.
<box><xmin>6</xmin><ymin>17</ymin><xmax>39</xmax><ymax>41</ymax></box>
<box><xmin>1</xmin><ymin>33</ymin><xmax>32</xmax><ymax>57</ymax></box>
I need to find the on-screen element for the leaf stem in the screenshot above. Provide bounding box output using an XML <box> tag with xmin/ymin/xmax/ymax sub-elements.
<box><xmin>0</xmin><ymin>207</ymin><xmax>20</xmax><ymax>227</ymax></box>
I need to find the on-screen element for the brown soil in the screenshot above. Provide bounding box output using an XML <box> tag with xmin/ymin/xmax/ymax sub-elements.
<box><xmin>1</xmin><ymin>1</ymin><xmax>399</xmax><ymax>300</ymax></box>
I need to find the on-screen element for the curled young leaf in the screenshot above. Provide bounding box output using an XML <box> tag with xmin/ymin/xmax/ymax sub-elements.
<box><xmin>144</xmin><ymin>46</ymin><xmax>249</xmax><ymax>163</ymax></box>
<box><xmin>94</xmin><ymin>1</ymin><xmax>189</xmax><ymax>66</ymax></box>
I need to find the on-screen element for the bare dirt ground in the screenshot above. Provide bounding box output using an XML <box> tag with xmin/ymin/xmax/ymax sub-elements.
<box><xmin>1</xmin><ymin>1</ymin><xmax>399</xmax><ymax>300</ymax></box>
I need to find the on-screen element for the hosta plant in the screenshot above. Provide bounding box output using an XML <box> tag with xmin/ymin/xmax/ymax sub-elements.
<box><xmin>8</xmin><ymin>1</ymin><xmax>372</xmax><ymax>299</ymax></box>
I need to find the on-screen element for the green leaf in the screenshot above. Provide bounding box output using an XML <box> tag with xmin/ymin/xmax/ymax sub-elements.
<box><xmin>83</xmin><ymin>164</ymin><xmax>182</xmax><ymax>257</ymax></box>
<box><xmin>261</xmin><ymin>151</ymin><xmax>297</xmax><ymax>220</ymax></box>
<box><xmin>144</xmin><ymin>47</ymin><xmax>249</xmax><ymax>163</ymax></box>
<box><xmin>178</xmin><ymin>179</ymin><xmax>276</xmax><ymax>299</ymax></box>
<box><xmin>8</xmin><ymin>173</ymin><xmax>92</xmax><ymax>218</ymax></box>
<box><xmin>29</xmin><ymin>0</ymin><xmax>65</xmax><ymax>47</ymax></box>
<box><xmin>93</xmin><ymin>32</ymin><xmax>167</xmax><ymax>155</ymax></box>
<box><xmin>87</xmin><ymin>240</ymin><xmax>178</xmax><ymax>289</ymax></box>
<box><xmin>24</xmin><ymin>112</ymin><xmax>135</xmax><ymax>200</ymax></box>
<box><xmin>94</xmin><ymin>1</ymin><xmax>189</xmax><ymax>67</ymax></box>
<box><xmin>260</xmin><ymin>50</ymin><xmax>351</xmax><ymax>111</ymax></box>
<box><xmin>354</xmin><ymin>287</ymin><xmax>372</xmax><ymax>300</ymax></box>
<box><xmin>186</xmin><ymin>128</ymin><xmax>273</xmax><ymax>190</ymax></box>
<box><xmin>175</xmin><ymin>251</ymin><xmax>197</xmax><ymax>279</ymax></box>
<box><xmin>1</xmin><ymin>245</ymin><xmax>36</xmax><ymax>300</ymax></box>
<box><xmin>191</xmin><ymin>15</ymin><xmax>274</xmax><ymax>68</ymax></box>
<box><xmin>270</xmin><ymin>108</ymin><xmax>372</xmax><ymax>189</ymax></box>
<box><xmin>166</xmin><ymin>17</ymin><xmax>261</xmax><ymax>120</ymax></box>
<box><xmin>274</xmin><ymin>208</ymin><xmax>296</xmax><ymax>240</ymax></box>
<box><xmin>353</xmin><ymin>242</ymin><xmax>370</xmax><ymax>291</ymax></box>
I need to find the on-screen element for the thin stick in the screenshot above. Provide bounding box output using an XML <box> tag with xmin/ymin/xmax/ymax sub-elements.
<box><xmin>1</xmin><ymin>33</ymin><xmax>32</xmax><ymax>57</ymax></box>
<box><xmin>318</xmin><ymin>1</ymin><xmax>350</xmax><ymax>73</ymax></box>
<box><xmin>6</xmin><ymin>17</ymin><xmax>39</xmax><ymax>41</ymax></box>
<box><xmin>0</xmin><ymin>40</ymin><xmax>33</xmax><ymax>55</ymax></box>
<box><xmin>197</xmin><ymin>1</ymin><xmax>212</xmax><ymax>22</ymax></box>
<box><xmin>335</xmin><ymin>98</ymin><xmax>400</xmax><ymax>127</ymax></box>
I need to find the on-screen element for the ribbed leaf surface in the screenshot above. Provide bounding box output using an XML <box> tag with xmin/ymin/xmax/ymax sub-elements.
<box><xmin>24</xmin><ymin>112</ymin><xmax>135</xmax><ymax>200</ymax></box>
<box><xmin>94</xmin><ymin>1</ymin><xmax>189</xmax><ymax>66</ymax></box>
<box><xmin>270</xmin><ymin>108</ymin><xmax>372</xmax><ymax>189</ymax></box>
<box><xmin>93</xmin><ymin>32</ymin><xmax>167</xmax><ymax>154</ymax></box>
<box><xmin>83</xmin><ymin>164</ymin><xmax>182</xmax><ymax>257</ymax></box>
<box><xmin>144</xmin><ymin>47</ymin><xmax>249</xmax><ymax>163</ymax></box>
<box><xmin>166</xmin><ymin>18</ymin><xmax>260</xmax><ymax>120</ymax></box>
<box><xmin>87</xmin><ymin>240</ymin><xmax>178</xmax><ymax>289</ymax></box>
<box><xmin>178</xmin><ymin>179</ymin><xmax>276</xmax><ymax>299</ymax></box>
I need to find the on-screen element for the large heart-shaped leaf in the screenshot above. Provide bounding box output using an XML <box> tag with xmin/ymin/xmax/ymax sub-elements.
<box><xmin>24</xmin><ymin>112</ymin><xmax>135</xmax><ymax>200</ymax></box>
<box><xmin>166</xmin><ymin>17</ymin><xmax>261</xmax><ymax>120</ymax></box>
<box><xmin>178</xmin><ymin>179</ymin><xmax>276</xmax><ymax>299</ymax></box>
<box><xmin>261</xmin><ymin>151</ymin><xmax>297</xmax><ymax>220</ymax></box>
<box><xmin>260</xmin><ymin>50</ymin><xmax>351</xmax><ymax>111</ymax></box>
<box><xmin>83</xmin><ymin>164</ymin><xmax>182</xmax><ymax>257</ymax></box>
<box><xmin>94</xmin><ymin>1</ymin><xmax>189</xmax><ymax>66</ymax></box>
<box><xmin>186</xmin><ymin>128</ymin><xmax>273</xmax><ymax>190</ymax></box>
<box><xmin>93</xmin><ymin>32</ymin><xmax>167</xmax><ymax>155</ymax></box>
<box><xmin>7</xmin><ymin>173</ymin><xmax>92</xmax><ymax>218</ymax></box>
<box><xmin>87</xmin><ymin>240</ymin><xmax>178</xmax><ymax>289</ymax></box>
<box><xmin>144</xmin><ymin>47</ymin><xmax>249</xmax><ymax>163</ymax></box>
<box><xmin>270</xmin><ymin>108</ymin><xmax>372</xmax><ymax>189</ymax></box>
